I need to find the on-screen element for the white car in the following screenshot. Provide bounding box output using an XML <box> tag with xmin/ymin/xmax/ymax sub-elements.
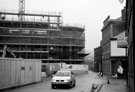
<box><xmin>51</xmin><ymin>70</ymin><xmax>76</xmax><ymax>88</ymax></box>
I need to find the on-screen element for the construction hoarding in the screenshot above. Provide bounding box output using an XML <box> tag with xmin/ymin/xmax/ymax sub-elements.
<box><xmin>0</xmin><ymin>58</ymin><xmax>41</xmax><ymax>90</ymax></box>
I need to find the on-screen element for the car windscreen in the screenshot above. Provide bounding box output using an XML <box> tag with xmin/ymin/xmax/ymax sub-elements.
<box><xmin>55</xmin><ymin>71</ymin><xmax>71</xmax><ymax>77</ymax></box>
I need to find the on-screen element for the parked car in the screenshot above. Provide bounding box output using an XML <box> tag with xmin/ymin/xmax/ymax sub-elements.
<box><xmin>51</xmin><ymin>70</ymin><xmax>76</xmax><ymax>88</ymax></box>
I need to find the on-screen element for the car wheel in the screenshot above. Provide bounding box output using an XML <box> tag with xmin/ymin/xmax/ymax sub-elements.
<box><xmin>51</xmin><ymin>84</ymin><xmax>55</xmax><ymax>89</ymax></box>
<box><xmin>70</xmin><ymin>81</ymin><xmax>74</xmax><ymax>88</ymax></box>
<box><xmin>73</xmin><ymin>80</ymin><xmax>76</xmax><ymax>87</ymax></box>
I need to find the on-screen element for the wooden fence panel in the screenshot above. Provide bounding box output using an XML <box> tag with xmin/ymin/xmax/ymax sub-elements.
<box><xmin>10</xmin><ymin>60</ymin><xmax>16</xmax><ymax>86</ymax></box>
<box><xmin>28</xmin><ymin>61</ymin><xmax>32</xmax><ymax>83</ymax></box>
<box><xmin>16</xmin><ymin>59</ymin><xmax>21</xmax><ymax>85</ymax></box>
<box><xmin>24</xmin><ymin>61</ymin><xmax>29</xmax><ymax>84</ymax></box>
<box><xmin>0</xmin><ymin>59</ymin><xmax>5</xmax><ymax>88</ymax></box>
<box><xmin>0</xmin><ymin>58</ymin><xmax>41</xmax><ymax>90</ymax></box>
<box><xmin>20</xmin><ymin>60</ymin><xmax>25</xmax><ymax>84</ymax></box>
<box><xmin>5</xmin><ymin>60</ymin><xmax>11</xmax><ymax>87</ymax></box>
<box><xmin>32</xmin><ymin>61</ymin><xmax>36</xmax><ymax>82</ymax></box>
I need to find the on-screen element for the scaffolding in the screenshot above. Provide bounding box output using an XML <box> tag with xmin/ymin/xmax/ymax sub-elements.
<box><xmin>0</xmin><ymin>10</ymin><xmax>87</xmax><ymax>64</ymax></box>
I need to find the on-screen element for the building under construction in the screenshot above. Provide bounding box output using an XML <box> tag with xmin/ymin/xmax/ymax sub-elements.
<box><xmin>0</xmin><ymin>9</ymin><xmax>87</xmax><ymax>67</ymax></box>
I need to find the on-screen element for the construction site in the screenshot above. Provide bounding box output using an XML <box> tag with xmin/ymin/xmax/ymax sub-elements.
<box><xmin>0</xmin><ymin>0</ymin><xmax>89</xmax><ymax>90</ymax></box>
<box><xmin>0</xmin><ymin>0</ymin><xmax>88</xmax><ymax>72</ymax></box>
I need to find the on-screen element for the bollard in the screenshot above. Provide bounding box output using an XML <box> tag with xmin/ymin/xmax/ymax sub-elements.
<box><xmin>92</xmin><ymin>84</ymin><xmax>95</xmax><ymax>89</ymax></box>
<box><xmin>107</xmin><ymin>79</ymin><xmax>110</xmax><ymax>84</ymax></box>
<box><xmin>91</xmin><ymin>83</ymin><xmax>98</xmax><ymax>92</ymax></box>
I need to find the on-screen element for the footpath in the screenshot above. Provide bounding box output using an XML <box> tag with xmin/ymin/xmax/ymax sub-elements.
<box><xmin>93</xmin><ymin>73</ymin><xmax>128</xmax><ymax>92</ymax></box>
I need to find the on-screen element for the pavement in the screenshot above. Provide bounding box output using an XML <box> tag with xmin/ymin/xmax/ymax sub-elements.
<box><xmin>93</xmin><ymin>73</ymin><xmax>128</xmax><ymax>92</ymax></box>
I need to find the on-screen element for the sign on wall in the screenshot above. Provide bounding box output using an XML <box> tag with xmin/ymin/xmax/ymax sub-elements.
<box><xmin>111</xmin><ymin>40</ymin><xmax>126</xmax><ymax>56</ymax></box>
<box><xmin>117</xmin><ymin>37</ymin><xmax>128</xmax><ymax>48</ymax></box>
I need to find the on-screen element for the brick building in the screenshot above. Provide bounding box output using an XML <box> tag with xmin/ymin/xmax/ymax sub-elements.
<box><xmin>125</xmin><ymin>0</ymin><xmax>134</xmax><ymax>91</ymax></box>
<box><xmin>94</xmin><ymin>46</ymin><xmax>102</xmax><ymax>72</ymax></box>
<box><xmin>100</xmin><ymin>15</ymin><xmax>126</xmax><ymax>76</ymax></box>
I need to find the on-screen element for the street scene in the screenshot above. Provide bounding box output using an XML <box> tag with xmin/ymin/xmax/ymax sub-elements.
<box><xmin>1</xmin><ymin>71</ymin><xmax>127</xmax><ymax>92</ymax></box>
<box><xmin>0</xmin><ymin>0</ymin><xmax>133</xmax><ymax>92</ymax></box>
<box><xmin>1</xmin><ymin>71</ymin><xmax>99</xmax><ymax>92</ymax></box>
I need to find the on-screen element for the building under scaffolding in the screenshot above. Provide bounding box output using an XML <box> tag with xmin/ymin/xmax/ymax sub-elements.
<box><xmin>0</xmin><ymin>10</ymin><xmax>88</xmax><ymax>70</ymax></box>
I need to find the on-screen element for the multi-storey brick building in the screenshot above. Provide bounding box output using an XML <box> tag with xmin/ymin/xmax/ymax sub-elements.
<box><xmin>125</xmin><ymin>0</ymin><xmax>134</xmax><ymax>91</ymax></box>
<box><xmin>101</xmin><ymin>15</ymin><xmax>126</xmax><ymax>76</ymax></box>
<box><xmin>94</xmin><ymin>46</ymin><xmax>102</xmax><ymax>72</ymax></box>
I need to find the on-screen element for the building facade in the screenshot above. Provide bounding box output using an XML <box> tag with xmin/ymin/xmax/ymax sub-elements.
<box><xmin>0</xmin><ymin>10</ymin><xmax>87</xmax><ymax>72</ymax></box>
<box><xmin>101</xmin><ymin>15</ymin><xmax>126</xmax><ymax>76</ymax></box>
<box><xmin>125</xmin><ymin>0</ymin><xmax>134</xmax><ymax>91</ymax></box>
<box><xmin>110</xmin><ymin>31</ymin><xmax>127</xmax><ymax>77</ymax></box>
<box><xmin>94</xmin><ymin>46</ymin><xmax>102</xmax><ymax>72</ymax></box>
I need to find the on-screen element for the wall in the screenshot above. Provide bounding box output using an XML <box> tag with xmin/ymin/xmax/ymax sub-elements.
<box><xmin>102</xmin><ymin>60</ymin><xmax>111</xmax><ymax>75</ymax></box>
<box><xmin>111</xmin><ymin>40</ymin><xmax>126</xmax><ymax>56</ymax></box>
<box><xmin>127</xmin><ymin>0</ymin><xmax>134</xmax><ymax>91</ymax></box>
<box><xmin>94</xmin><ymin>46</ymin><xmax>102</xmax><ymax>72</ymax></box>
<box><xmin>63</xmin><ymin>64</ymin><xmax>89</xmax><ymax>75</ymax></box>
<box><xmin>44</xmin><ymin>63</ymin><xmax>89</xmax><ymax>75</ymax></box>
<box><xmin>0</xmin><ymin>58</ymin><xmax>41</xmax><ymax>90</ymax></box>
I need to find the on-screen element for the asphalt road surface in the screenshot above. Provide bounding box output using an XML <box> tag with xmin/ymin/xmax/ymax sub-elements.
<box><xmin>2</xmin><ymin>71</ymin><xmax>99</xmax><ymax>92</ymax></box>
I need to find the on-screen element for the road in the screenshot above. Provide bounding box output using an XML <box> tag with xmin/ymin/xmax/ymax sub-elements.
<box><xmin>2</xmin><ymin>71</ymin><xmax>100</xmax><ymax>92</ymax></box>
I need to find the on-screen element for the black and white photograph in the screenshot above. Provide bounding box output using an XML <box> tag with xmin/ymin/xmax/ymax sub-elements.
<box><xmin>0</xmin><ymin>0</ymin><xmax>133</xmax><ymax>92</ymax></box>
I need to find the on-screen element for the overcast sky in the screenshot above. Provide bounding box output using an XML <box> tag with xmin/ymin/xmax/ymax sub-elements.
<box><xmin>0</xmin><ymin>0</ymin><xmax>125</xmax><ymax>52</ymax></box>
